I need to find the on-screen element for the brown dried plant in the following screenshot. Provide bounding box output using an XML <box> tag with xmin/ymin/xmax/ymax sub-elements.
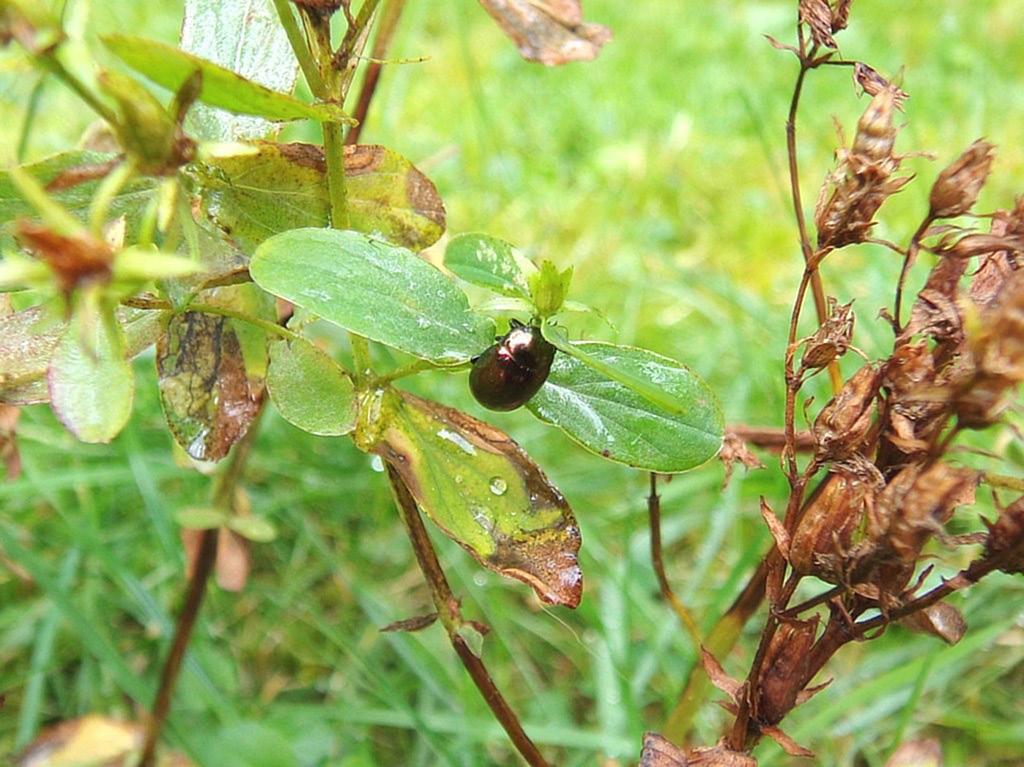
<box><xmin>643</xmin><ymin>2</ymin><xmax>1024</xmax><ymax>763</ymax></box>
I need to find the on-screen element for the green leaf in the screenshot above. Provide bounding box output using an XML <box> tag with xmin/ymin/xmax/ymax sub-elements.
<box><xmin>374</xmin><ymin>389</ymin><xmax>583</xmax><ymax>607</ymax></box>
<box><xmin>191</xmin><ymin>142</ymin><xmax>445</xmax><ymax>252</ymax></box>
<box><xmin>175</xmin><ymin>506</ymin><xmax>229</xmax><ymax>529</ymax></box>
<box><xmin>267</xmin><ymin>339</ymin><xmax>356</xmax><ymax>436</ymax></box>
<box><xmin>0</xmin><ymin>306</ymin><xmax>164</xmax><ymax>405</ymax></box>
<box><xmin>0</xmin><ymin>152</ymin><xmax>155</xmax><ymax>237</ymax></box>
<box><xmin>47</xmin><ymin>311</ymin><xmax>134</xmax><ymax>444</ymax></box>
<box><xmin>251</xmin><ymin>229</ymin><xmax>494</xmax><ymax>365</ymax></box>
<box><xmin>527</xmin><ymin>339</ymin><xmax>723</xmax><ymax>473</ymax></box>
<box><xmin>180</xmin><ymin>0</ymin><xmax>300</xmax><ymax>141</ymax></box>
<box><xmin>227</xmin><ymin>515</ymin><xmax>278</xmax><ymax>543</ymax></box>
<box><xmin>444</xmin><ymin>233</ymin><xmax>535</xmax><ymax>298</ymax></box>
<box><xmin>156</xmin><ymin>311</ymin><xmax>261</xmax><ymax>462</ymax></box>
<box><xmin>103</xmin><ymin>35</ymin><xmax>346</xmax><ymax>127</ymax></box>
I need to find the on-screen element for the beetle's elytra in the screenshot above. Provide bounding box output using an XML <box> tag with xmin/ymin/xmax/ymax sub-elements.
<box><xmin>469</xmin><ymin>319</ymin><xmax>556</xmax><ymax>411</ymax></box>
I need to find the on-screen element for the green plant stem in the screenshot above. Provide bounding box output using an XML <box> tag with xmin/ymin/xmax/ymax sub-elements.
<box><xmin>270</xmin><ymin>0</ymin><xmax>326</xmax><ymax>97</ymax></box>
<box><xmin>17</xmin><ymin>75</ymin><xmax>47</xmax><ymax>163</ymax></box>
<box><xmin>139</xmin><ymin>406</ymin><xmax>265</xmax><ymax>767</ymax></box>
<box><xmin>323</xmin><ymin>121</ymin><xmax>351</xmax><ymax>229</ymax></box>
<box><xmin>385</xmin><ymin>465</ymin><xmax>550</xmax><ymax>767</ymax></box>
<box><xmin>373</xmin><ymin>358</ymin><xmax>469</xmax><ymax>385</ymax></box>
<box><xmin>981</xmin><ymin>472</ymin><xmax>1024</xmax><ymax>493</ymax></box>
<box><xmin>120</xmin><ymin>297</ymin><xmax>304</xmax><ymax>344</ymax></box>
<box><xmin>30</xmin><ymin>47</ymin><xmax>118</xmax><ymax>126</ymax></box>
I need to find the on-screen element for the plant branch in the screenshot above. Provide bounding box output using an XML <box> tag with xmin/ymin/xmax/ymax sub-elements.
<box><xmin>385</xmin><ymin>465</ymin><xmax>550</xmax><ymax>767</ymax></box>
<box><xmin>346</xmin><ymin>0</ymin><xmax>407</xmax><ymax>144</ymax></box>
<box><xmin>893</xmin><ymin>215</ymin><xmax>936</xmax><ymax>334</ymax></box>
<box><xmin>727</xmin><ymin>424</ymin><xmax>815</xmax><ymax>452</ymax></box>
<box><xmin>648</xmin><ymin>473</ymin><xmax>702</xmax><ymax>648</ymax></box>
<box><xmin>271</xmin><ymin>0</ymin><xmax>326</xmax><ymax>97</ymax></box>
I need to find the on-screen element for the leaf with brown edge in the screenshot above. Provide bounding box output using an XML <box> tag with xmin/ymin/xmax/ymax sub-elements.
<box><xmin>156</xmin><ymin>312</ymin><xmax>261</xmax><ymax>462</ymax></box>
<box><xmin>372</xmin><ymin>389</ymin><xmax>582</xmax><ymax>607</ymax></box>
<box><xmin>478</xmin><ymin>0</ymin><xmax>611</xmax><ymax>66</ymax></box>
<box><xmin>192</xmin><ymin>142</ymin><xmax>445</xmax><ymax>253</ymax></box>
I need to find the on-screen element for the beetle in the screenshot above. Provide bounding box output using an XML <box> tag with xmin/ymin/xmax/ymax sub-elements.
<box><xmin>469</xmin><ymin>319</ymin><xmax>556</xmax><ymax>411</ymax></box>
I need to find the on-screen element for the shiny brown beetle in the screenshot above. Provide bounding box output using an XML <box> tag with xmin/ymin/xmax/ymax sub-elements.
<box><xmin>468</xmin><ymin>319</ymin><xmax>556</xmax><ymax>411</ymax></box>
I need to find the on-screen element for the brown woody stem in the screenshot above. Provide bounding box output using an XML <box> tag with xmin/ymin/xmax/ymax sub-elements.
<box><xmin>138</xmin><ymin>403</ymin><xmax>265</xmax><ymax>766</ymax></box>
<box><xmin>385</xmin><ymin>465</ymin><xmax>550</xmax><ymax>767</ymax></box>
<box><xmin>648</xmin><ymin>473</ymin><xmax>702</xmax><ymax>647</ymax></box>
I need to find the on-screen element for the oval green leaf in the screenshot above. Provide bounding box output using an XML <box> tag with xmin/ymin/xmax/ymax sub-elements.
<box><xmin>192</xmin><ymin>142</ymin><xmax>445</xmax><ymax>252</ymax></box>
<box><xmin>444</xmin><ymin>233</ymin><xmax>535</xmax><ymax>298</ymax></box>
<box><xmin>376</xmin><ymin>389</ymin><xmax>582</xmax><ymax>607</ymax></box>
<box><xmin>527</xmin><ymin>340</ymin><xmax>723</xmax><ymax>473</ymax></box>
<box><xmin>251</xmin><ymin>229</ymin><xmax>494</xmax><ymax>365</ymax></box>
<box><xmin>227</xmin><ymin>515</ymin><xmax>277</xmax><ymax>543</ymax></box>
<box><xmin>266</xmin><ymin>339</ymin><xmax>356</xmax><ymax>436</ymax></box>
<box><xmin>47</xmin><ymin>311</ymin><xmax>134</xmax><ymax>444</ymax></box>
<box><xmin>103</xmin><ymin>35</ymin><xmax>348</xmax><ymax>125</ymax></box>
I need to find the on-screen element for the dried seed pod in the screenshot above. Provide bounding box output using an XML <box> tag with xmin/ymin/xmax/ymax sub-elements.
<box><xmin>813</xmin><ymin>363</ymin><xmax>880</xmax><ymax>462</ymax></box>
<box><xmin>800</xmin><ymin>0</ymin><xmax>836</xmax><ymax>48</ymax></box>
<box><xmin>897</xmin><ymin>256</ymin><xmax>967</xmax><ymax>351</ymax></box>
<box><xmin>876</xmin><ymin>463</ymin><xmax>978</xmax><ymax>562</ymax></box>
<box><xmin>956</xmin><ymin>271</ymin><xmax>1024</xmax><ymax>427</ymax></box>
<box><xmin>801</xmin><ymin>298</ymin><xmax>855</xmax><ymax>371</ymax></box>
<box><xmin>929</xmin><ymin>139</ymin><xmax>995</xmax><ymax>219</ymax></box>
<box><xmin>853</xmin><ymin>63</ymin><xmax>908</xmax><ymax>108</ymax></box>
<box><xmin>970</xmin><ymin>204</ymin><xmax>1023</xmax><ymax>308</ymax></box>
<box><xmin>985</xmin><ymin>496</ymin><xmax>1024</xmax><ymax>573</ymax></box>
<box><xmin>790</xmin><ymin>468</ymin><xmax>877</xmax><ymax>579</ymax></box>
<box><xmin>756</xmin><ymin>617</ymin><xmax>818</xmax><ymax>725</ymax></box>
<box><xmin>831</xmin><ymin>0</ymin><xmax>854</xmax><ymax>33</ymax></box>
<box><xmin>899</xmin><ymin>602</ymin><xmax>967</xmax><ymax>645</ymax></box>
<box><xmin>815</xmin><ymin>88</ymin><xmax>910</xmax><ymax>249</ymax></box>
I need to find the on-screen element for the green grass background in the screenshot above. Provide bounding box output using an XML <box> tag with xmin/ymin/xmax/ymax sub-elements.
<box><xmin>3</xmin><ymin>0</ymin><xmax>1024</xmax><ymax>764</ymax></box>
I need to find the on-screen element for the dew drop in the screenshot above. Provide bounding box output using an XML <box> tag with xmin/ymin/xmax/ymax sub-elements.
<box><xmin>489</xmin><ymin>477</ymin><xmax>508</xmax><ymax>496</ymax></box>
<box><xmin>369</xmin><ymin>455</ymin><xmax>385</xmax><ymax>473</ymax></box>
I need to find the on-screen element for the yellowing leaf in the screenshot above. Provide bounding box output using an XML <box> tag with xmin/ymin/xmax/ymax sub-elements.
<box><xmin>374</xmin><ymin>390</ymin><xmax>582</xmax><ymax>607</ymax></box>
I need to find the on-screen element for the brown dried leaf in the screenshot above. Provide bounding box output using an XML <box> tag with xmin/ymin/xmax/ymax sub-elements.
<box><xmin>900</xmin><ymin>602</ymin><xmax>967</xmax><ymax>645</ymax></box>
<box><xmin>986</xmin><ymin>496</ymin><xmax>1024</xmax><ymax>572</ymax></box>
<box><xmin>380</xmin><ymin>612</ymin><xmax>440</xmax><ymax>633</ymax></box>
<box><xmin>478</xmin><ymin>0</ymin><xmax>611</xmax><ymax>66</ymax></box>
<box><xmin>970</xmin><ymin>204</ymin><xmax>1023</xmax><ymax>307</ymax></box>
<box><xmin>375</xmin><ymin>390</ymin><xmax>583</xmax><ymax>607</ymax></box>
<box><xmin>760</xmin><ymin>498</ymin><xmax>791</xmax><ymax>560</ymax></box>
<box><xmin>639</xmin><ymin>733</ymin><xmax>689</xmax><ymax>767</ymax></box>
<box><xmin>795</xmin><ymin>678</ymin><xmax>833</xmax><ymax>706</ymax></box>
<box><xmin>156</xmin><ymin>312</ymin><xmax>261</xmax><ymax>462</ymax></box>
<box><xmin>929</xmin><ymin>139</ymin><xmax>995</xmax><ymax>219</ymax></box>
<box><xmin>700</xmin><ymin>646</ymin><xmax>742</xmax><ymax>701</ymax></box>
<box><xmin>884</xmin><ymin>739</ymin><xmax>942</xmax><ymax>767</ymax></box>
<box><xmin>719</xmin><ymin>431</ymin><xmax>764</xmax><ymax>488</ymax></box>
<box><xmin>761</xmin><ymin>724</ymin><xmax>815</xmax><ymax>758</ymax></box>
<box><xmin>800</xmin><ymin>0</ymin><xmax>837</xmax><ymax>48</ymax></box>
